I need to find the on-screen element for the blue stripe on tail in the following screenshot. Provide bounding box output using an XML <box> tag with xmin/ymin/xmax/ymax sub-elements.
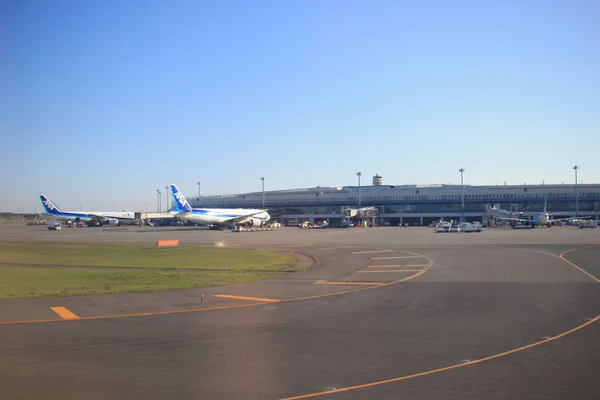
<box><xmin>170</xmin><ymin>184</ymin><xmax>192</xmax><ymax>212</ymax></box>
<box><xmin>40</xmin><ymin>195</ymin><xmax>60</xmax><ymax>214</ymax></box>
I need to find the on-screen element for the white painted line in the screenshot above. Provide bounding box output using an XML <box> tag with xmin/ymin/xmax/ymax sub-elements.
<box><xmin>351</xmin><ymin>250</ymin><xmax>394</xmax><ymax>255</ymax></box>
<box><xmin>370</xmin><ymin>255</ymin><xmax>423</xmax><ymax>260</ymax></box>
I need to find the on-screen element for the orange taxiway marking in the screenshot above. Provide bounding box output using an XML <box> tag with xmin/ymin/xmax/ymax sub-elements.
<box><xmin>214</xmin><ymin>295</ymin><xmax>280</xmax><ymax>303</ymax></box>
<box><xmin>50</xmin><ymin>306</ymin><xmax>79</xmax><ymax>320</ymax></box>
<box><xmin>357</xmin><ymin>269</ymin><xmax>422</xmax><ymax>273</ymax></box>
<box><xmin>279</xmin><ymin>246</ymin><xmax>600</xmax><ymax>400</ymax></box>
<box><xmin>313</xmin><ymin>281</ymin><xmax>379</xmax><ymax>286</ymax></box>
<box><xmin>370</xmin><ymin>255</ymin><xmax>423</xmax><ymax>260</ymax></box>
<box><xmin>0</xmin><ymin>252</ymin><xmax>433</xmax><ymax>325</ymax></box>
<box><xmin>351</xmin><ymin>250</ymin><xmax>394</xmax><ymax>254</ymax></box>
<box><xmin>280</xmin><ymin>314</ymin><xmax>600</xmax><ymax>399</ymax></box>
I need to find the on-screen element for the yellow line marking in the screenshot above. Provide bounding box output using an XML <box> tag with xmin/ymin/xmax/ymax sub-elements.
<box><xmin>0</xmin><ymin>302</ymin><xmax>267</xmax><ymax>325</ymax></box>
<box><xmin>560</xmin><ymin>247</ymin><xmax>600</xmax><ymax>284</ymax></box>
<box><xmin>313</xmin><ymin>281</ymin><xmax>379</xmax><ymax>285</ymax></box>
<box><xmin>214</xmin><ymin>295</ymin><xmax>279</xmax><ymax>302</ymax></box>
<box><xmin>370</xmin><ymin>255</ymin><xmax>423</xmax><ymax>260</ymax></box>
<box><xmin>278</xmin><ymin>246</ymin><xmax>600</xmax><ymax>400</ymax></box>
<box><xmin>404</xmin><ymin>264</ymin><xmax>429</xmax><ymax>267</ymax></box>
<box><xmin>366</xmin><ymin>265</ymin><xmax>401</xmax><ymax>268</ymax></box>
<box><xmin>280</xmin><ymin>314</ymin><xmax>600</xmax><ymax>399</ymax></box>
<box><xmin>357</xmin><ymin>270</ymin><xmax>422</xmax><ymax>273</ymax></box>
<box><xmin>319</xmin><ymin>246</ymin><xmax>354</xmax><ymax>250</ymax></box>
<box><xmin>0</xmin><ymin>253</ymin><xmax>433</xmax><ymax>325</ymax></box>
<box><xmin>513</xmin><ymin>246</ymin><xmax>600</xmax><ymax>284</ymax></box>
<box><xmin>351</xmin><ymin>249</ymin><xmax>394</xmax><ymax>254</ymax></box>
<box><xmin>50</xmin><ymin>306</ymin><xmax>79</xmax><ymax>320</ymax></box>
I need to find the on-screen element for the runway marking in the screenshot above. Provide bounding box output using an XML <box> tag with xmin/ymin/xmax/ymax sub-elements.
<box><xmin>351</xmin><ymin>249</ymin><xmax>394</xmax><ymax>254</ymax></box>
<box><xmin>278</xmin><ymin>246</ymin><xmax>600</xmax><ymax>400</ymax></box>
<box><xmin>560</xmin><ymin>247</ymin><xmax>600</xmax><ymax>284</ymax></box>
<box><xmin>279</xmin><ymin>314</ymin><xmax>600</xmax><ymax>400</ymax></box>
<box><xmin>404</xmin><ymin>264</ymin><xmax>429</xmax><ymax>267</ymax></box>
<box><xmin>513</xmin><ymin>246</ymin><xmax>600</xmax><ymax>284</ymax></box>
<box><xmin>319</xmin><ymin>246</ymin><xmax>354</xmax><ymax>250</ymax></box>
<box><xmin>50</xmin><ymin>306</ymin><xmax>79</xmax><ymax>320</ymax></box>
<box><xmin>366</xmin><ymin>265</ymin><xmax>401</xmax><ymax>268</ymax></box>
<box><xmin>370</xmin><ymin>255</ymin><xmax>423</xmax><ymax>260</ymax></box>
<box><xmin>0</xmin><ymin>252</ymin><xmax>433</xmax><ymax>325</ymax></box>
<box><xmin>214</xmin><ymin>295</ymin><xmax>280</xmax><ymax>302</ymax></box>
<box><xmin>313</xmin><ymin>281</ymin><xmax>379</xmax><ymax>285</ymax></box>
<box><xmin>357</xmin><ymin>269</ymin><xmax>422</xmax><ymax>273</ymax></box>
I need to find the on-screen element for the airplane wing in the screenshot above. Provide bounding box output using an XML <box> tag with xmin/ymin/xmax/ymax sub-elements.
<box><xmin>220</xmin><ymin>211</ymin><xmax>266</xmax><ymax>226</ymax></box>
<box><xmin>88</xmin><ymin>214</ymin><xmax>109</xmax><ymax>222</ymax></box>
<box><xmin>550</xmin><ymin>216</ymin><xmax>594</xmax><ymax>222</ymax></box>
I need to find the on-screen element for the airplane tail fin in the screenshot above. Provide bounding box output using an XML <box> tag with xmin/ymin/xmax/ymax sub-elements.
<box><xmin>170</xmin><ymin>184</ymin><xmax>192</xmax><ymax>213</ymax></box>
<box><xmin>40</xmin><ymin>195</ymin><xmax>60</xmax><ymax>214</ymax></box>
<box><xmin>543</xmin><ymin>196</ymin><xmax>547</xmax><ymax>213</ymax></box>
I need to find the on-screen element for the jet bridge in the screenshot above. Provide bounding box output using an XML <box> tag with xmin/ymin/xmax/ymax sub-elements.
<box><xmin>135</xmin><ymin>212</ymin><xmax>175</xmax><ymax>226</ymax></box>
<box><xmin>342</xmin><ymin>206</ymin><xmax>379</xmax><ymax>227</ymax></box>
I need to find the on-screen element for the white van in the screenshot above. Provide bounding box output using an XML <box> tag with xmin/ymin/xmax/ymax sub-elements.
<box><xmin>579</xmin><ymin>220</ymin><xmax>598</xmax><ymax>229</ymax></box>
<box><xmin>47</xmin><ymin>221</ymin><xmax>62</xmax><ymax>231</ymax></box>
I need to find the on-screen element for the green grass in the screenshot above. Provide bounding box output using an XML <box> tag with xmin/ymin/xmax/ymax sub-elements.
<box><xmin>0</xmin><ymin>242</ymin><xmax>298</xmax><ymax>298</ymax></box>
<box><xmin>0</xmin><ymin>242</ymin><xmax>295</xmax><ymax>271</ymax></box>
<box><xmin>0</xmin><ymin>266</ymin><xmax>271</xmax><ymax>298</ymax></box>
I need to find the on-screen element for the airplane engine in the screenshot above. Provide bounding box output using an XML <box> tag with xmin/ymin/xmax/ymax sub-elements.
<box><xmin>107</xmin><ymin>218</ymin><xmax>119</xmax><ymax>226</ymax></box>
<box><xmin>247</xmin><ymin>219</ymin><xmax>254</xmax><ymax>227</ymax></box>
<box><xmin>251</xmin><ymin>218</ymin><xmax>265</xmax><ymax>228</ymax></box>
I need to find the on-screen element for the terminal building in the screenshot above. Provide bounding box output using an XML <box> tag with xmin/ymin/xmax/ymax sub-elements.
<box><xmin>192</xmin><ymin>174</ymin><xmax>600</xmax><ymax>227</ymax></box>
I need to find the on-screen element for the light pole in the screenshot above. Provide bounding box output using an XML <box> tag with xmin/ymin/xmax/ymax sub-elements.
<box><xmin>573</xmin><ymin>165</ymin><xmax>579</xmax><ymax>216</ymax></box>
<box><xmin>197</xmin><ymin>182</ymin><xmax>201</xmax><ymax>207</ymax></box>
<box><xmin>459</xmin><ymin>168</ymin><xmax>465</xmax><ymax>222</ymax></box>
<box><xmin>156</xmin><ymin>189</ymin><xmax>160</xmax><ymax>212</ymax></box>
<box><xmin>165</xmin><ymin>186</ymin><xmax>169</xmax><ymax>211</ymax></box>
<box><xmin>357</xmin><ymin>172</ymin><xmax>362</xmax><ymax>207</ymax></box>
<box><xmin>261</xmin><ymin>177</ymin><xmax>265</xmax><ymax>207</ymax></box>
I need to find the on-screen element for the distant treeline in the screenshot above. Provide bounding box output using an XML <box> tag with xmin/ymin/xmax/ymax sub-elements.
<box><xmin>0</xmin><ymin>213</ymin><xmax>40</xmax><ymax>221</ymax></box>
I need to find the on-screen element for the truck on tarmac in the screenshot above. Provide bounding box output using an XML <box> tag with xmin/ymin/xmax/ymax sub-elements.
<box><xmin>47</xmin><ymin>221</ymin><xmax>62</xmax><ymax>231</ymax></box>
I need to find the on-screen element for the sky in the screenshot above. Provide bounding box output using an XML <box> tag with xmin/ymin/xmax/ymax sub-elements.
<box><xmin>1</xmin><ymin>0</ymin><xmax>599</xmax><ymax>213</ymax></box>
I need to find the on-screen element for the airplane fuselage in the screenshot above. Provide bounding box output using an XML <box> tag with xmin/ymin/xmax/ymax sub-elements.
<box><xmin>43</xmin><ymin>211</ymin><xmax>137</xmax><ymax>225</ymax></box>
<box><xmin>172</xmin><ymin>208</ymin><xmax>270</xmax><ymax>227</ymax></box>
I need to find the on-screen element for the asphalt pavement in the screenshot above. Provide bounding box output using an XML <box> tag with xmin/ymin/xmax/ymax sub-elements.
<box><xmin>0</xmin><ymin>224</ymin><xmax>599</xmax><ymax>399</ymax></box>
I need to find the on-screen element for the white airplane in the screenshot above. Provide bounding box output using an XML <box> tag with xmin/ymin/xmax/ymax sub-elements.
<box><xmin>169</xmin><ymin>184</ymin><xmax>270</xmax><ymax>229</ymax></box>
<box><xmin>40</xmin><ymin>195</ymin><xmax>137</xmax><ymax>226</ymax></box>
<box><xmin>492</xmin><ymin>198</ymin><xmax>592</xmax><ymax>228</ymax></box>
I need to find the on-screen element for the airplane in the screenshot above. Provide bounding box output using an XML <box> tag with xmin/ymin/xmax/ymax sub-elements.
<box><xmin>39</xmin><ymin>195</ymin><xmax>137</xmax><ymax>226</ymax></box>
<box><xmin>169</xmin><ymin>184</ymin><xmax>270</xmax><ymax>229</ymax></box>
<box><xmin>491</xmin><ymin>197</ymin><xmax>593</xmax><ymax>228</ymax></box>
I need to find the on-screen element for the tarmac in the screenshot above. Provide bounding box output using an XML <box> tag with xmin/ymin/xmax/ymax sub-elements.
<box><xmin>0</xmin><ymin>223</ymin><xmax>599</xmax><ymax>399</ymax></box>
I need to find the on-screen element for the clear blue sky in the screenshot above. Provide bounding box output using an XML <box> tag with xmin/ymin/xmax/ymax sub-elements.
<box><xmin>1</xmin><ymin>0</ymin><xmax>599</xmax><ymax>212</ymax></box>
